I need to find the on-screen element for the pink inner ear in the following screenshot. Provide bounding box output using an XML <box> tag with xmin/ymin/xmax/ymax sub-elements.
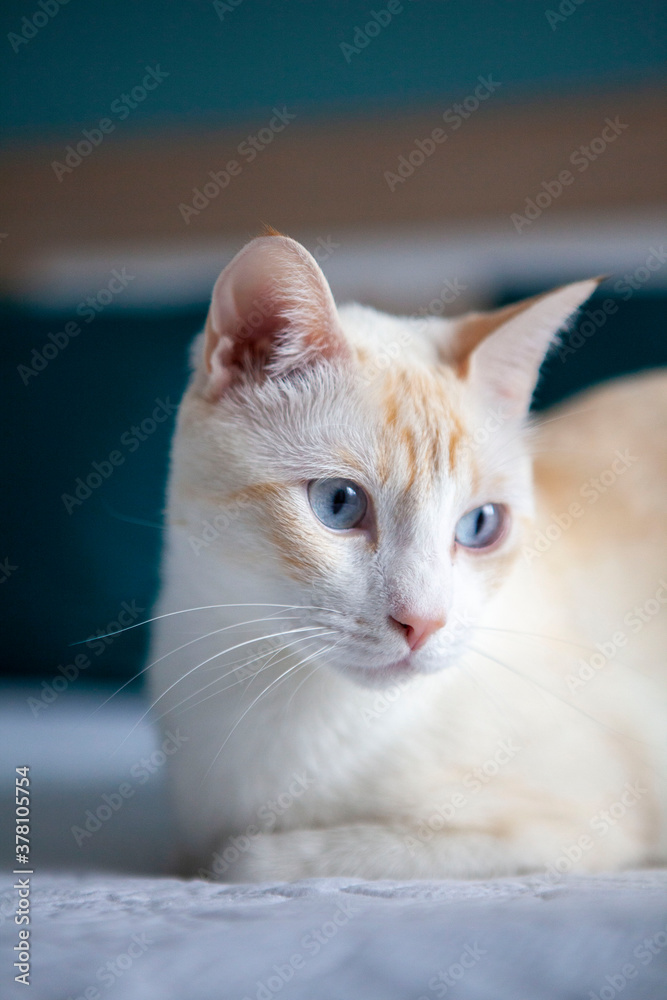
<box><xmin>203</xmin><ymin>235</ymin><xmax>348</xmax><ymax>399</ymax></box>
<box><xmin>219</xmin><ymin>292</ymin><xmax>288</xmax><ymax>375</ymax></box>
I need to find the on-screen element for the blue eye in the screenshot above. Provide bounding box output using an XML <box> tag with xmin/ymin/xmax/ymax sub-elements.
<box><xmin>455</xmin><ymin>504</ymin><xmax>507</xmax><ymax>549</ymax></box>
<box><xmin>308</xmin><ymin>479</ymin><xmax>368</xmax><ymax>530</ymax></box>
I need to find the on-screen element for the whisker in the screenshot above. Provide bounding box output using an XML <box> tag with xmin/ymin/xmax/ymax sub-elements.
<box><xmin>528</xmin><ymin>402</ymin><xmax>599</xmax><ymax>430</ymax></box>
<box><xmin>202</xmin><ymin>643</ymin><xmax>333</xmax><ymax>782</ymax></box>
<box><xmin>238</xmin><ymin>630</ymin><xmax>328</xmax><ymax>695</ymax></box>
<box><xmin>151</xmin><ymin>631</ymin><xmax>338</xmax><ymax>724</ymax></box>
<box><xmin>458</xmin><ymin>658</ymin><xmax>514</xmax><ymax>723</ymax></box>
<box><xmin>461</xmin><ymin>403</ymin><xmax>604</xmax><ymax>473</ymax></box>
<box><xmin>198</xmin><ymin>622</ymin><xmax>318</xmax><ymax>676</ymax></box>
<box><xmin>284</xmin><ymin>665</ymin><xmax>320</xmax><ymax>710</ymax></box>
<box><xmin>88</xmin><ymin>613</ymin><xmax>308</xmax><ymax>717</ymax></box>
<box><xmin>70</xmin><ymin>602</ymin><xmax>343</xmax><ymax>645</ymax></box>
<box><xmin>101</xmin><ymin>499</ymin><xmax>164</xmax><ymax>530</ymax></box>
<box><xmin>468</xmin><ymin>643</ymin><xmax>646</xmax><ymax>743</ymax></box>
<box><xmin>473</xmin><ymin>625</ymin><xmax>607</xmax><ymax>655</ymax></box>
<box><xmin>473</xmin><ymin>626</ymin><xmax>653</xmax><ymax>682</ymax></box>
<box><xmin>112</xmin><ymin>626</ymin><xmax>326</xmax><ymax>751</ymax></box>
<box><xmin>284</xmin><ymin>639</ymin><xmax>344</xmax><ymax>714</ymax></box>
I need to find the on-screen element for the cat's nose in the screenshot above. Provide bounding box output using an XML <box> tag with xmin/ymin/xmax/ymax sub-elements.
<box><xmin>390</xmin><ymin>613</ymin><xmax>445</xmax><ymax>652</ymax></box>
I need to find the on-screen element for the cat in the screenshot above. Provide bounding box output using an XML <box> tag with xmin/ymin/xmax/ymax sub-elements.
<box><xmin>149</xmin><ymin>233</ymin><xmax>667</xmax><ymax>882</ymax></box>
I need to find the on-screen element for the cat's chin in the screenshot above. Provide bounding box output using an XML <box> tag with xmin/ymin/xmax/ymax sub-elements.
<box><xmin>340</xmin><ymin>655</ymin><xmax>425</xmax><ymax>690</ymax></box>
<box><xmin>335</xmin><ymin>642</ymin><xmax>462</xmax><ymax>689</ymax></box>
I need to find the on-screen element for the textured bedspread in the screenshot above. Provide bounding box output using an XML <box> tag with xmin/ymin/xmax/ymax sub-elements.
<box><xmin>2</xmin><ymin>691</ymin><xmax>666</xmax><ymax>999</ymax></box>
<box><xmin>3</xmin><ymin>869</ymin><xmax>667</xmax><ymax>1000</ymax></box>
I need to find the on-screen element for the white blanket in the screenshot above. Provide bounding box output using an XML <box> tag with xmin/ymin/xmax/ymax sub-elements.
<box><xmin>3</xmin><ymin>869</ymin><xmax>667</xmax><ymax>999</ymax></box>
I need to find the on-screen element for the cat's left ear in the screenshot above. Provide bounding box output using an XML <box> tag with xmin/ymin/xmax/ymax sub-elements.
<box><xmin>201</xmin><ymin>234</ymin><xmax>349</xmax><ymax>400</ymax></box>
<box><xmin>445</xmin><ymin>278</ymin><xmax>603</xmax><ymax>417</ymax></box>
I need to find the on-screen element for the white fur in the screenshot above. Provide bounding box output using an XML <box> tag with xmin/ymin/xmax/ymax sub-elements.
<box><xmin>149</xmin><ymin>239</ymin><xmax>666</xmax><ymax>881</ymax></box>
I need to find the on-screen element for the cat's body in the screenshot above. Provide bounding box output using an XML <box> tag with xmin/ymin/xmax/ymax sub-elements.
<box><xmin>150</xmin><ymin>235</ymin><xmax>666</xmax><ymax>881</ymax></box>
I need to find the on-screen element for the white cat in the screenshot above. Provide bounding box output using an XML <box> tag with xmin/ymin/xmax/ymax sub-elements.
<box><xmin>149</xmin><ymin>234</ymin><xmax>667</xmax><ymax>881</ymax></box>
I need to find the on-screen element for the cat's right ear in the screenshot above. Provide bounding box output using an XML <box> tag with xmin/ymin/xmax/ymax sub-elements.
<box><xmin>444</xmin><ymin>277</ymin><xmax>602</xmax><ymax>418</ymax></box>
<box><xmin>201</xmin><ymin>235</ymin><xmax>349</xmax><ymax>400</ymax></box>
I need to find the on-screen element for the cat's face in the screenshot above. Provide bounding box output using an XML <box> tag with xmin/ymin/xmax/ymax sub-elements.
<box><xmin>173</xmin><ymin>236</ymin><xmax>597</xmax><ymax>687</ymax></box>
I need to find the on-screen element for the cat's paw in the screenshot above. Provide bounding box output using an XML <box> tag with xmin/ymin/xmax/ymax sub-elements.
<box><xmin>214</xmin><ymin>823</ymin><xmax>420</xmax><ymax>881</ymax></box>
<box><xmin>218</xmin><ymin>831</ymin><xmax>317</xmax><ymax>883</ymax></box>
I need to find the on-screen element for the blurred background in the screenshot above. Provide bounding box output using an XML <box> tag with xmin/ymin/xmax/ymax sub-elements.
<box><xmin>1</xmin><ymin>0</ymin><xmax>665</xmax><ymax>876</ymax></box>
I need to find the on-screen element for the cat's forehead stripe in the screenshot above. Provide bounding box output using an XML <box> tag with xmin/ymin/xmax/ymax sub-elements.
<box><xmin>334</xmin><ymin>447</ymin><xmax>368</xmax><ymax>476</ymax></box>
<box><xmin>377</xmin><ymin>366</ymin><xmax>466</xmax><ymax>489</ymax></box>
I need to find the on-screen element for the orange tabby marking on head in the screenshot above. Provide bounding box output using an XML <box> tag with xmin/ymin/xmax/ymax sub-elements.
<box><xmin>335</xmin><ymin>447</ymin><xmax>368</xmax><ymax>478</ymax></box>
<box><xmin>377</xmin><ymin>366</ymin><xmax>466</xmax><ymax>493</ymax></box>
<box><xmin>230</xmin><ymin>482</ymin><xmax>338</xmax><ymax>583</ymax></box>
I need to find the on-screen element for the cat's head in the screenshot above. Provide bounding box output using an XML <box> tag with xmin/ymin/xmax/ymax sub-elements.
<box><xmin>173</xmin><ymin>234</ymin><xmax>598</xmax><ymax>687</ymax></box>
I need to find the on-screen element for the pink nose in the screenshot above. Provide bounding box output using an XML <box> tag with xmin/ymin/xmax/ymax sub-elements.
<box><xmin>391</xmin><ymin>613</ymin><xmax>445</xmax><ymax>652</ymax></box>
